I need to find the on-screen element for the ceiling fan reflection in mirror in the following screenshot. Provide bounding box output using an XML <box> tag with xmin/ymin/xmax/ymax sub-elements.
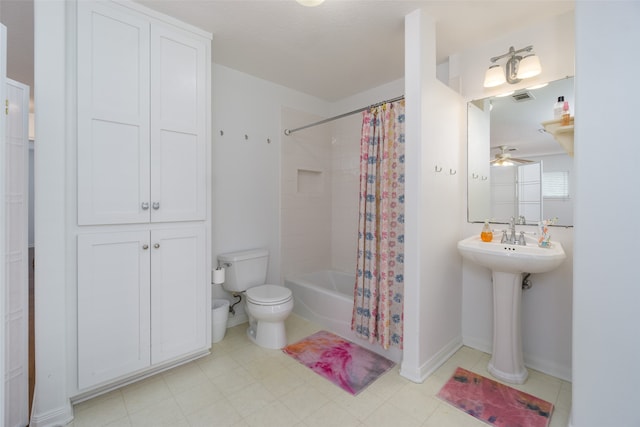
<box><xmin>490</xmin><ymin>145</ymin><xmax>535</xmax><ymax>166</ymax></box>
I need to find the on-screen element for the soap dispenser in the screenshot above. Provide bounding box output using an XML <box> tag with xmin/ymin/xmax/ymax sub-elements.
<box><xmin>481</xmin><ymin>221</ymin><xmax>493</xmax><ymax>242</ymax></box>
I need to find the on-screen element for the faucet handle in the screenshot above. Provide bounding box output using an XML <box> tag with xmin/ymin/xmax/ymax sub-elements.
<box><xmin>501</xmin><ymin>229</ymin><xmax>508</xmax><ymax>243</ymax></box>
<box><xmin>518</xmin><ymin>231</ymin><xmax>527</xmax><ymax>246</ymax></box>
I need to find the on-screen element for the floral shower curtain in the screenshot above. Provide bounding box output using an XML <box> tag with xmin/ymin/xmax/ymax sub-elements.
<box><xmin>351</xmin><ymin>100</ymin><xmax>405</xmax><ymax>350</ymax></box>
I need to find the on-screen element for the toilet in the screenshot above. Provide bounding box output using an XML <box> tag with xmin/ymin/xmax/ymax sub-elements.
<box><xmin>217</xmin><ymin>249</ymin><xmax>293</xmax><ymax>349</ymax></box>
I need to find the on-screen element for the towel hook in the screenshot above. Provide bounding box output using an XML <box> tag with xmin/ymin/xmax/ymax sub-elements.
<box><xmin>435</xmin><ymin>165</ymin><xmax>443</xmax><ymax>173</ymax></box>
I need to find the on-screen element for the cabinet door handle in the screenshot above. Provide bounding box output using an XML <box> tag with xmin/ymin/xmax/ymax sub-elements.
<box><xmin>152</xmin><ymin>202</ymin><xmax>160</xmax><ymax>210</ymax></box>
<box><xmin>154</xmin><ymin>243</ymin><xmax>160</xmax><ymax>249</ymax></box>
<box><xmin>142</xmin><ymin>244</ymin><xmax>149</xmax><ymax>250</ymax></box>
<box><xmin>141</xmin><ymin>202</ymin><xmax>149</xmax><ymax>210</ymax></box>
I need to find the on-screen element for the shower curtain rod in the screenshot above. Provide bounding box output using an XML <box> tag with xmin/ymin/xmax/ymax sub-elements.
<box><xmin>283</xmin><ymin>95</ymin><xmax>404</xmax><ymax>136</ymax></box>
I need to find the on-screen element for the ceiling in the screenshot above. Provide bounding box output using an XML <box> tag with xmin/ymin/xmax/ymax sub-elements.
<box><xmin>2</xmin><ymin>0</ymin><xmax>574</xmax><ymax>103</ymax></box>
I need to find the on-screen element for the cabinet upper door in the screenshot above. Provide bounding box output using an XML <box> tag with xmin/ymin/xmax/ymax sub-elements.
<box><xmin>150</xmin><ymin>24</ymin><xmax>208</xmax><ymax>222</ymax></box>
<box><xmin>77</xmin><ymin>2</ymin><xmax>151</xmax><ymax>225</ymax></box>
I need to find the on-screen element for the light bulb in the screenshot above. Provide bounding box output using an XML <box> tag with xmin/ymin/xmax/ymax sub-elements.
<box><xmin>483</xmin><ymin>65</ymin><xmax>505</xmax><ymax>88</ymax></box>
<box><xmin>296</xmin><ymin>0</ymin><xmax>325</xmax><ymax>6</ymax></box>
<box><xmin>517</xmin><ymin>54</ymin><xmax>541</xmax><ymax>79</ymax></box>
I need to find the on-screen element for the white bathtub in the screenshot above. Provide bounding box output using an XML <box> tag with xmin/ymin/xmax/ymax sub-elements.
<box><xmin>284</xmin><ymin>270</ymin><xmax>402</xmax><ymax>363</ymax></box>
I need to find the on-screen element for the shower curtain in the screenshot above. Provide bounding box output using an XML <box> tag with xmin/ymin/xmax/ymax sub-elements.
<box><xmin>351</xmin><ymin>100</ymin><xmax>405</xmax><ymax>350</ymax></box>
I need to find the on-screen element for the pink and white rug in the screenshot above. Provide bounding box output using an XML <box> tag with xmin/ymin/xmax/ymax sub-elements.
<box><xmin>283</xmin><ymin>330</ymin><xmax>395</xmax><ymax>395</ymax></box>
<box><xmin>437</xmin><ymin>367</ymin><xmax>554</xmax><ymax>427</ymax></box>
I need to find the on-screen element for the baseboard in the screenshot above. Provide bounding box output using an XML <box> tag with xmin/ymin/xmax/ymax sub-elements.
<box><xmin>462</xmin><ymin>335</ymin><xmax>492</xmax><ymax>354</ymax></box>
<box><xmin>399</xmin><ymin>336</ymin><xmax>463</xmax><ymax>383</ymax></box>
<box><xmin>463</xmin><ymin>335</ymin><xmax>572</xmax><ymax>382</ymax></box>
<box><xmin>523</xmin><ymin>353</ymin><xmax>572</xmax><ymax>382</ymax></box>
<box><xmin>29</xmin><ymin>400</ymin><xmax>73</xmax><ymax>427</ymax></box>
<box><xmin>70</xmin><ymin>349</ymin><xmax>210</xmax><ymax>405</ymax></box>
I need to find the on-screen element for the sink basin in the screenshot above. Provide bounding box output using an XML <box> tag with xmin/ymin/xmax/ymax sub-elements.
<box><xmin>457</xmin><ymin>234</ymin><xmax>566</xmax><ymax>274</ymax></box>
<box><xmin>458</xmin><ymin>233</ymin><xmax>566</xmax><ymax>384</ymax></box>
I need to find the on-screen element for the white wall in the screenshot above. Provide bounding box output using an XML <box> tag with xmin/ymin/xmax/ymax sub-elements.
<box><xmin>31</xmin><ymin>1</ymin><xmax>74</xmax><ymax>425</ymax></box>
<box><xmin>457</xmin><ymin>12</ymin><xmax>576</xmax><ymax>382</ymax></box>
<box><xmin>572</xmin><ymin>2</ymin><xmax>640</xmax><ymax>426</ymax></box>
<box><xmin>401</xmin><ymin>9</ymin><xmax>464</xmax><ymax>383</ymax></box>
<box><xmin>212</xmin><ymin>64</ymin><xmax>330</xmax><ymax>322</ymax></box>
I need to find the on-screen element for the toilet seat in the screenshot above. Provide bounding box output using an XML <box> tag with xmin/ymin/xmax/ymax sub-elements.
<box><xmin>246</xmin><ymin>285</ymin><xmax>292</xmax><ymax>306</ymax></box>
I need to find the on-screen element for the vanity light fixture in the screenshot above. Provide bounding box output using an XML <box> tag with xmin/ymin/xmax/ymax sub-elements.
<box><xmin>483</xmin><ymin>46</ymin><xmax>542</xmax><ymax>88</ymax></box>
<box><xmin>296</xmin><ymin>0</ymin><xmax>325</xmax><ymax>6</ymax></box>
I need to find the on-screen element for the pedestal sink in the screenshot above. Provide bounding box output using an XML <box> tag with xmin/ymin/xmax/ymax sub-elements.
<box><xmin>458</xmin><ymin>233</ymin><xmax>566</xmax><ymax>383</ymax></box>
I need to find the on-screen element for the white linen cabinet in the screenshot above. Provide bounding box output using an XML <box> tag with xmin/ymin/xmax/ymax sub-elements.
<box><xmin>77</xmin><ymin>228</ymin><xmax>206</xmax><ymax>389</ymax></box>
<box><xmin>77</xmin><ymin>1</ymin><xmax>207</xmax><ymax>225</ymax></box>
<box><xmin>75</xmin><ymin>1</ymin><xmax>211</xmax><ymax>391</ymax></box>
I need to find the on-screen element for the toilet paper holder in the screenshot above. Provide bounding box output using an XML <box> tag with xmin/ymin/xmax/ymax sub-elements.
<box><xmin>212</xmin><ymin>266</ymin><xmax>226</xmax><ymax>285</ymax></box>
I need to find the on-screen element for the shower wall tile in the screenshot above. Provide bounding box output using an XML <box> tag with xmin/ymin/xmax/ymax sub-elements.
<box><xmin>281</xmin><ymin>108</ymin><xmax>332</xmax><ymax>280</ymax></box>
<box><xmin>281</xmin><ymin>108</ymin><xmax>370</xmax><ymax>279</ymax></box>
<box><xmin>331</xmin><ymin>115</ymin><xmax>361</xmax><ymax>273</ymax></box>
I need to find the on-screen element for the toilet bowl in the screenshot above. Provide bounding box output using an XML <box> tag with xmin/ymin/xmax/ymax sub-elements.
<box><xmin>217</xmin><ymin>248</ymin><xmax>296</xmax><ymax>350</ymax></box>
<box><xmin>245</xmin><ymin>284</ymin><xmax>293</xmax><ymax>349</ymax></box>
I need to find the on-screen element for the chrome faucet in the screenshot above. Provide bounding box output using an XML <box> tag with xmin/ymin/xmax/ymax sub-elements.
<box><xmin>509</xmin><ymin>216</ymin><xmax>517</xmax><ymax>244</ymax></box>
<box><xmin>518</xmin><ymin>231</ymin><xmax>527</xmax><ymax>246</ymax></box>
<box><xmin>503</xmin><ymin>217</ymin><xmax>527</xmax><ymax>245</ymax></box>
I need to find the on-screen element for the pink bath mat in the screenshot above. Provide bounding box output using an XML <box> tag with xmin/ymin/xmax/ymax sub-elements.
<box><xmin>282</xmin><ymin>330</ymin><xmax>395</xmax><ymax>395</ymax></box>
<box><xmin>437</xmin><ymin>367</ymin><xmax>554</xmax><ymax>427</ymax></box>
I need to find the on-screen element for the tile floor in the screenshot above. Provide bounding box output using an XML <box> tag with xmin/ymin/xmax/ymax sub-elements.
<box><xmin>70</xmin><ymin>315</ymin><xmax>572</xmax><ymax>427</ymax></box>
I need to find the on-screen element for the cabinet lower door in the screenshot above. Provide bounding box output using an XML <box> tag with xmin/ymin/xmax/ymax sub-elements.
<box><xmin>150</xmin><ymin>227</ymin><xmax>207</xmax><ymax>364</ymax></box>
<box><xmin>77</xmin><ymin>231</ymin><xmax>151</xmax><ymax>389</ymax></box>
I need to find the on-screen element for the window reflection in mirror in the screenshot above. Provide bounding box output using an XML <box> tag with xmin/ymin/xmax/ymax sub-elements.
<box><xmin>467</xmin><ymin>77</ymin><xmax>574</xmax><ymax>227</ymax></box>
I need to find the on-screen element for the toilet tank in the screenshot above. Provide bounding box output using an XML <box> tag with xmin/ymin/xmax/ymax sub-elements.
<box><xmin>217</xmin><ymin>248</ymin><xmax>269</xmax><ymax>293</ymax></box>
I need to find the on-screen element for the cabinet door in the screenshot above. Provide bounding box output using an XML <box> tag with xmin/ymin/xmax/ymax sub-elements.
<box><xmin>77</xmin><ymin>2</ymin><xmax>150</xmax><ymax>225</ymax></box>
<box><xmin>77</xmin><ymin>231</ymin><xmax>151</xmax><ymax>389</ymax></box>
<box><xmin>150</xmin><ymin>227</ymin><xmax>207</xmax><ymax>364</ymax></box>
<box><xmin>150</xmin><ymin>24</ymin><xmax>207</xmax><ymax>222</ymax></box>
<box><xmin>4</xmin><ymin>79</ymin><xmax>30</xmax><ymax>427</ymax></box>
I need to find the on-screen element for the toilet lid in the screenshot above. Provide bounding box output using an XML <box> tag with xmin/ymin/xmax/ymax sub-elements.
<box><xmin>246</xmin><ymin>285</ymin><xmax>292</xmax><ymax>305</ymax></box>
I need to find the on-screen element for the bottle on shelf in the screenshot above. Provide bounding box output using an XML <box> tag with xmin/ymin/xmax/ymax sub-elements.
<box><xmin>554</xmin><ymin>96</ymin><xmax>565</xmax><ymax>120</ymax></box>
<box><xmin>561</xmin><ymin>100</ymin><xmax>571</xmax><ymax>126</ymax></box>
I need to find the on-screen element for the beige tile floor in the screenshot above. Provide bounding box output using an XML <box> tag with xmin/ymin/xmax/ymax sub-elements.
<box><xmin>70</xmin><ymin>314</ymin><xmax>572</xmax><ymax>427</ymax></box>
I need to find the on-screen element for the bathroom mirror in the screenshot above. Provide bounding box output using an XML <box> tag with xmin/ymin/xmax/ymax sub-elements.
<box><xmin>467</xmin><ymin>76</ymin><xmax>574</xmax><ymax>226</ymax></box>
